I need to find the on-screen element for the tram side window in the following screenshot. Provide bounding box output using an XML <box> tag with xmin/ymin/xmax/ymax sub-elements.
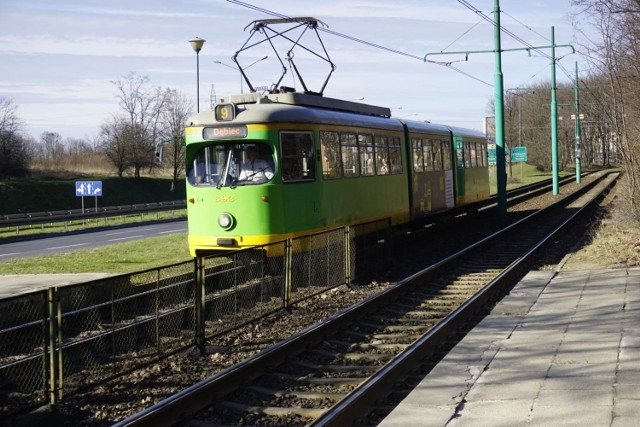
<box><xmin>375</xmin><ymin>136</ymin><xmax>390</xmax><ymax>175</ymax></box>
<box><xmin>280</xmin><ymin>131</ymin><xmax>315</xmax><ymax>182</ymax></box>
<box><xmin>464</xmin><ymin>143</ymin><xmax>472</xmax><ymax>168</ymax></box>
<box><xmin>320</xmin><ymin>131</ymin><xmax>342</xmax><ymax>179</ymax></box>
<box><xmin>341</xmin><ymin>133</ymin><xmax>359</xmax><ymax>177</ymax></box>
<box><xmin>456</xmin><ymin>142</ymin><xmax>465</xmax><ymax>168</ymax></box>
<box><xmin>389</xmin><ymin>137</ymin><xmax>403</xmax><ymax>174</ymax></box>
<box><xmin>359</xmin><ymin>134</ymin><xmax>375</xmax><ymax>176</ymax></box>
<box><xmin>482</xmin><ymin>142</ymin><xmax>488</xmax><ymax>167</ymax></box>
<box><xmin>470</xmin><ymin>143</ymin><xmax>478</xmax><ymax>168</ymax></box>
<box><xmin>478</xmin><ymin>142</ymin><xmax>486</xmax><ymax>167</ymax></box>
<box><xmin>412</xmin><ymin>138</ymin><xmax>424</xmax><ymax>172</ymax></box>
<box><xmin>432</xmin><ymin>140</ymin><xmax>443</xmax><ymax>171</ymax></box>
<box><xmin>423</xmin><ymin>140</ymin><xmax>434</xmax><ymax>172</ymax></box>
<box><xmin>442</xmin><ymin>141</ymin><xmax>452</xmax><ymax>170</ymax></box>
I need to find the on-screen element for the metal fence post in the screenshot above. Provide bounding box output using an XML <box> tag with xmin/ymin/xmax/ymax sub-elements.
<box><xmin>195</xmin><ymin>257</ymin><xmax>205</xmax><ymax>351</ymax></box>
<box><xmin>284</xmin><ymin>239</ymin><xmax>293</xmax><ymax>308</ymax></box>
<box><xmin>155</xmin><ymin>269</ymin><xmax>161</xmax><ymax>354</ymax></box>
<box><xmin>345</xmin><ymin>225</ymin><xmax>351</xmax><ymax>285</ymax></box>
<box><xmin>47</xmin><ymin>287</ymin><xmax>62</xmax><ymax>404</ymax></box>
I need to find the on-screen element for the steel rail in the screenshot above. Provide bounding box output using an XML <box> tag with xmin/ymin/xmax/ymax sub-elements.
<box><xmin>113</xmin><ymin>172</ymin><xmax>617</xmax><ymax>427</ymax></box>
<box><xmin>313</xmin><ymin>173</ymin><xmax>618</xmax><ymax>426</ymax></box>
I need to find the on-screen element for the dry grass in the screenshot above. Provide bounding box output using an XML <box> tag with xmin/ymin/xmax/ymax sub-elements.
<box><xmin>563</xmin><ymin>182</ymin><xmax>640</xmax><ymax>270</ymax></box>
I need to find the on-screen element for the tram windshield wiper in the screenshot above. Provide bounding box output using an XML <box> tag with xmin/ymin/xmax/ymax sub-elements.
<box><xmin>217</xmin><ymin>149</ymin><xmax>235</xmax><ymax>189</ymax></box>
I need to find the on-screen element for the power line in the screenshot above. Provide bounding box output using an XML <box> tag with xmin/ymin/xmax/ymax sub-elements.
<box><xmin>502</xmin><ymin>10</ymin><xmax>550</xmax><ymax>42</ymax></box>
<box><xmin>441</xmin><ymin>17</ymin><xmax>485</xmax><ymax>52</ymax></box>
<box><xmin>224</xmin><ymin>0</ymin><xmax>493</xmax><ymax>86</ymax></box>
<box><xmin>455</xmin><ymin>0</ymin><xmax>553</xmax><ymax>61</ymax></box>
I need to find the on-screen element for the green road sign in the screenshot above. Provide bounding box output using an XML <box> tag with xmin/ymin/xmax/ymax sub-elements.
<box><xmin>511</xmin><ymin>146</ymin><xmax>527</xmax><ymax>162</ymax></box>
<box><xmin>487</xmin><ymin>145</ymin><xmax>527</xmax><ymax>164</ymax></box>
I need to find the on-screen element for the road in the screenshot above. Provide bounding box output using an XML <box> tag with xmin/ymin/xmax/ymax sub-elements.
<box><xmin>0</xmin><ymin>220</ymin><xmax>187</xmax><ymax>262</ymax></box>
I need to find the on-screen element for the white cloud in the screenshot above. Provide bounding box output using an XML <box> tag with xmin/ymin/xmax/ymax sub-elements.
<box><xmin>0</xmin><ymin>0</ymin><xmax>593</xmax><ymax>139</ymax></box>
<box><xmin>0</xmin><ymin>35</ymin><xmax>189</xmax><ymax>57</ymax></box>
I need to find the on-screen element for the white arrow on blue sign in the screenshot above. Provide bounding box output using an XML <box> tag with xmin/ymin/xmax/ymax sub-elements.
<box><xmin>75</xmin><ymin>181</ymin><xmax>103</xmax><ymax>197</ymax></box>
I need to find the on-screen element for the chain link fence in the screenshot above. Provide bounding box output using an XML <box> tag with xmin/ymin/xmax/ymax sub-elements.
<box><xmin>0</xmin><ymin>292</ymin><xmax>48</xmax><ymax>417</ymax></box>
<box><xmin>0</xmin><ymin>219</ymin><xmax>392</xmax><ymax>417</ymax></box>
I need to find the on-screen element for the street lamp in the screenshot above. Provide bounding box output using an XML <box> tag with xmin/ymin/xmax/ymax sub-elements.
<box><xmin>189</xmin><ymin>37</ymin><xmax>206</xmax><ymax>112</ymax></box>
<box><xmin>214</xmin><ymin>55</ymin><xmax>268</xmax><ymax>94</ymax></box>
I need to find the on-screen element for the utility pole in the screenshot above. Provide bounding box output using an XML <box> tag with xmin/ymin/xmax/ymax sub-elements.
<box><xmin>550</xmin><ymin>27</ymin><xmax>559</xmax><ymax>195</ymax></box>
<box><xmin>493</xmin><ymin>0</ymin><xmax>507</xmax><ymax>216</ymax></box>
<box><xmin>574</xmin><ymin>61</ymin><xmax>582</xmax><ymax>184</ymax></box>
<box><xmin>425</xmin><ymin>22</ymin><xmax>574</xmax><ymax>203</ymax></box>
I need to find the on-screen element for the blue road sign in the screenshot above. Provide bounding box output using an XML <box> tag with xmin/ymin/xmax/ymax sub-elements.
<box><xmin>75</xmin><ymin>181</ymin><xmax>103</xmax><ymax>197</ymax></box>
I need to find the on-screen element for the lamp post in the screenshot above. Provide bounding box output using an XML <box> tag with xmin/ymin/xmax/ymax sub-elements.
<box><xmin>189</xmin><ymin>37</ymin><xmax>206</xmax><ymax>112</ymax></box>
<box><xmin>214</xmin><ymin>55</ymin><xmax>268</xmax><ymax>94</ymax></box>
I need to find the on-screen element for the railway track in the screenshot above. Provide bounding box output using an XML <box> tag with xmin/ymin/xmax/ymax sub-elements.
<box><xmin>114</xmin><ymin>172</ymin><xmax>618</xmax><ymax>427</ymax></box>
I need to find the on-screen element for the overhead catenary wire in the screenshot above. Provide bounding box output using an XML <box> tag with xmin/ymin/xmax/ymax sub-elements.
<box><xmin>225</xmin><ymin>0</ymin><xmax>494</xmax><ymax>85</ymax></box>
<box><xmin>502</xmin><ymin>10</ymin><xmax>551</xmax><ymax>42</ymax></box>
<box><xmin>455</xmin><ymin>0</ymin><xmax>553</xmax><ymax>61</ymax></box>
<box><xmin>441</xmin><ymin>17</ymin><xmax>486</xmax><ymax>53</ymax></box>
<box><xmin>226</xmin><ymin>0</ymin><xmax>578</xmax><ymax>90</ymax></box>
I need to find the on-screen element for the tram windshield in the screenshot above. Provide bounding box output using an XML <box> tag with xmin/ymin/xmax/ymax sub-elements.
<box><xmin>187</xmin><ymin>143</ymin><xmax>275</xmax><ymax>187</ymax></box>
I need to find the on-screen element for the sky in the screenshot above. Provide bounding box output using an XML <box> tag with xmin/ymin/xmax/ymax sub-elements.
<box><xmin>0</xmin><ymin>0</ymin><xmax>596</xmax><ymax>141</ymax></box>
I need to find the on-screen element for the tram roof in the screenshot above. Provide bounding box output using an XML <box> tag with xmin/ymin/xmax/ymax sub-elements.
<box><xmin>223</xmin><ymin>91</ymin><xmax>393</xmax><ymax>118</ymax></box>
<box><xmin>189</xmin><ymin>92</ymin><xmax>461</xmax><ymax>136</ymax></box>
<box><xmin>188</xmin><ymin>92</ymin><xmax>394</xmax><ymax>130</ymax></box>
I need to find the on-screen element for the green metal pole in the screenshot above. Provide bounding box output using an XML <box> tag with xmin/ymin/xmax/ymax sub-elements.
<box><xmin>494</xmin><ymin>0</ymin><xmax>507</xmax><ymax>215</ymax></box>
<box><xmin>423</xmin><ymin>20</ymin><xmax>573</xmax><ymax>202</ymax></box>
<box><xmin>574</xmin><ymin>61</ymin><xmax>582</xmax><ymax>184</ymax></box>
<box><xmin>550</xmin><ymin>26</ymin><xmax>559</xmax><ymax>195</ymax></box>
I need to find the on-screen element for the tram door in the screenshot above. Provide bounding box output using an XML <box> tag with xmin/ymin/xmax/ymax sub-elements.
<box><xmin>279</xmin><ymin>131</ymin><xmax>320</xmax><ymax>229</ymax></box>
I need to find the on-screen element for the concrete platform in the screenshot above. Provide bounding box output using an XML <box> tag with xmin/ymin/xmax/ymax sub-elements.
<box><xmin>379</xmin><ymin>268</ymin><xmax>640</xmax><ymax>427</ymax></box>
<box><xmin>0</xmin><ymin>274</ymin><xmax>114</xmax><ymax>298</ymax></box>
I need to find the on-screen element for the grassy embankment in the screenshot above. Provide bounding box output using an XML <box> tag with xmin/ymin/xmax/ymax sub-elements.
<box><xmin>0</xmin><ymin>177</ymin><xmax>192</xmax><ymax>274</ymax></box>
<box><xmin>0</xmin><ymin>176</ymin><xmax>188</xmax><ymax>238</ymax></box>
<box><xmin>0</xmin><ymin>176</ymin><xmax>186</xmax><ymax>214</ymax></box>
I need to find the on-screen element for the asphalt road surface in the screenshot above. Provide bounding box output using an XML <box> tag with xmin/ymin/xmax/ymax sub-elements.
<box><xmin>0</xmin><ymin>220</ymin><xmax>187</xmax><ymax>262</ymax></box>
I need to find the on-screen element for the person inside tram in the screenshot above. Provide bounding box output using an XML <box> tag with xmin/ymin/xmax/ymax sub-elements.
<box><xmin>238</xmin><ymin>145</ymin><xmax>274</xmax><ymax>183</ymax></box>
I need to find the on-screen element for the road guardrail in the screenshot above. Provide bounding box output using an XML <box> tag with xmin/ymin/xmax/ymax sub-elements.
<box><xmin>0</xmin><ymin>200</ymin><xmax>186</xmax><ymax>229</ymax></box>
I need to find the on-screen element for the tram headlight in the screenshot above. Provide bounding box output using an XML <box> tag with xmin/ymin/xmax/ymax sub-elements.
<box><xmin>217</xmin><ymin>212</ymin><xmax>235</xmax><ymax>230</ymax></box>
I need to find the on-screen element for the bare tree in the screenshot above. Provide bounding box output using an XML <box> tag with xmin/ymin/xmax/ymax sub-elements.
<box><xmin>100</xmin><ymin>115</ymin><xmax>132</xmax><ymax>177</ymax></box>
<box><xmin>0</xmin><ymin>97</ymin><xmax>30</xmax><ymax>178</ymax></box>
<box><xmin>572</xmin><ymin>0</ymin><xmax>640</xmax><ymax>216</ymax></box>
<box><xmin>161</xmin><ymin>89</ymin><xmax>193</xmax><ymax>191</ymax></box>
<box><xmin>112</xmin><ymin>72</ymin><xmax>171</xmax><ymax>178</ymax></box>
<box><xmin>40</xmin><ymin>131</ymin><xmax>65</xmax><ymax>164</ymax></box>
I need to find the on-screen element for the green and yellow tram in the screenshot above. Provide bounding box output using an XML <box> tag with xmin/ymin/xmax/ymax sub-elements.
<box><xmin>184</xmin><ymin>91</ymin><xmax>489</xmax><ymax>257</ymax></box>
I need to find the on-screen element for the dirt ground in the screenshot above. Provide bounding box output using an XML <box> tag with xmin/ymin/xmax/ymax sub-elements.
<box><xmin>560</xmin><ymin>183</ymin><xmax>640</xmax><ymax>271</ymax></box>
